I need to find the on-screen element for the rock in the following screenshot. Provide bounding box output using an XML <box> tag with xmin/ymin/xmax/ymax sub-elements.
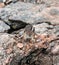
<box><xmin>6</xmin><ymin>48</ymin><xmax>13</xmax><ymax>54</ymax></box>
<box><xmin>42</xmin><ymin>0</ymin><xmax>59</xmax><ymax>6</ymax></box>
<box><xmin>0</xmin><ymin>2</ymin><xmax>36</xmax><ymax>29</ymax></box>
<box><xmin>0</xmin><ymin>1</ymin><xmax>59</xmax><ymax>30</ymax></box>
<box><xmin>0</xmin><ymin>33</ymin><xmax>15</xmax><ymax>48</ymax></box>
<box><xmin>0</xmin><ymin>2</ymin><xmax>48</xmax><ymax>29</ymax></box>
<box><xmin>53</xmin><ymin>55</ymin><xmax>59</xmax><ymax>65</ymax></box>
<box><xmin>51</xmin><ymin>45</ymin><xmax>59</xmax><ymax>55</ymax></box>
<box><xmin>17</xmin><ymin>43</ymin><xmax>23</xmax><ymax>49</ymax></box>
<box><xmin>0</xmin><ymin>0</ymin><xmax>3</xmax><ymax>2</ymax></box>
<box><xmin>41</xmin><ymin>7</ymin><xmax>59</xmax><ymax>25</ymax></box>
<box><xmin>19</xmin><ymin>0</ymin><xmax>59</xmax><ymax>6</ymax></box>
<box><xmin>50</xmin><ymin>8</ymin><xmax>59</xmax><ymax>15</ymax></box>
<box><xmin>55</xmin><ymin>25</ymin><xmax>59</xmax><ymax>32</ymax></box>
<box><xmin>0</xmin><ymin>30</ymin><xmax>58</xmax><ymax>65</ymax></box>
<box><xmin>33</xmin><ymin>23</ymin><xmax>50</xmax><ymax>34</ymax></box>
<box><xmin>0</xmin><ymin>33</ymin><xmax>15</xmax><ymax>65</ymax></box>
<box><xmin>0</xmin><ymin>1</ymin><xmax>59</xmax><ymax>65</ymax></box>
<box><xmin>0</xmin><ymin>20</ymin><xmax>10</xmax><ymax>32</ymax></box>
<box><xmin>53</xmin><ymin>25</ymin><xmax>59</xmax><ymax>36</ymax></box>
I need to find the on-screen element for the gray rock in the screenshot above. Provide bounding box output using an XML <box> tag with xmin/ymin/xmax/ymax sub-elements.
<box><xmin>0</xmin><ymin>1</ymin><xmax>59</xmax><ymax>30</ymax></box>
<box><xmin>38</xmin><ymin>0</ymin><xmax>59</xmax><ymax>6</ymax></box>
<box><xmin>0</xmin><ymin>20</ymin><xmax>10</xmax><ymax>32</ymax></box>
<box><xmin>12</xmin><ymin>0</ymin><xmax>18</xmax><ymax>3</ymax></box>
<box><xmin>0</xmin><ymin>0</ymin><xmax>3</xmax><ymax>2</ymax></box>
<box><xmin>33</xmin><ymin>23</ymin><xmax>49</xmax><ymax>34</ymax></box>
<box><xmin>0</xmin><ymin>33</ymin><xmax>15</xmax><ymax>65</ymax></box>
<box><xmin>54</xmin><ymin>25</ymin><xmax>59</xmax><ymax>36</ymax></box>
<box><xmin>0</xmin><ymin>2</ymin><xmax>48</xmax><ymax>29</ymax></box>
<box><xmin>53</xmin><ymin>55</ymin><xmax>59</xmax><ymax>65</ymax></box>
<box><xmin>50</xmin><ymin>8</ymin><xmax>59</xmax><ymax>15</ymax></box>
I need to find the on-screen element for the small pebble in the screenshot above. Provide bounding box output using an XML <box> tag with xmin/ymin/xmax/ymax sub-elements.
<box><xmin>17</xmin><ymin>43</ymin><xmax>23</xmax><ymax>49</ymax></box>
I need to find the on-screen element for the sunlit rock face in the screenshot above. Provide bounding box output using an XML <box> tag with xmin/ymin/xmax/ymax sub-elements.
<box><xmin>0</xmin><ymin>0</ymin><xmax>59</xmax><ymax>65</ymax></box>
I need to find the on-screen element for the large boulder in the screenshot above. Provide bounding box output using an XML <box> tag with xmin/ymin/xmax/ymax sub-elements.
<box><xmin>0</xmin><ymin>1</ymin><xmax>59</xmax><ymax>30</ymax></box>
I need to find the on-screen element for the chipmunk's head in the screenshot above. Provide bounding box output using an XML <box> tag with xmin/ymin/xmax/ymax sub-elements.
<box><xmin>25</xmin><ymin>24</ymin><xmax>35</xmax><ymax>33</ymax></box>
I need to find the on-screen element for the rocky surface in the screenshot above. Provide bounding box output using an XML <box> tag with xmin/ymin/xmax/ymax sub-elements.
<box><xmin>0</xmin><ymin>1</ymin><xmax>59</xmax><ymax>30</ymax></box>
<box><xmin>0</xmin><ymin>31</ymin><xmax>58</xmax><ymax>65</ymax></box>
<box><xmin>0</xmin><ymin>20</ymin><xmax>10</xmax><ymax>32</ymax></box>
<box><xmin>0</xmin><ymin>0</ymin><xmax>59</xmax><ymax>65</ymax></box>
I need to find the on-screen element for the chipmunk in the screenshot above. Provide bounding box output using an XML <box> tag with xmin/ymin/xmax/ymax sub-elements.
<box><xmin>22</xmin><ymin>24</ymin><xmax>35</xmax><ymax>43</ymax></box>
